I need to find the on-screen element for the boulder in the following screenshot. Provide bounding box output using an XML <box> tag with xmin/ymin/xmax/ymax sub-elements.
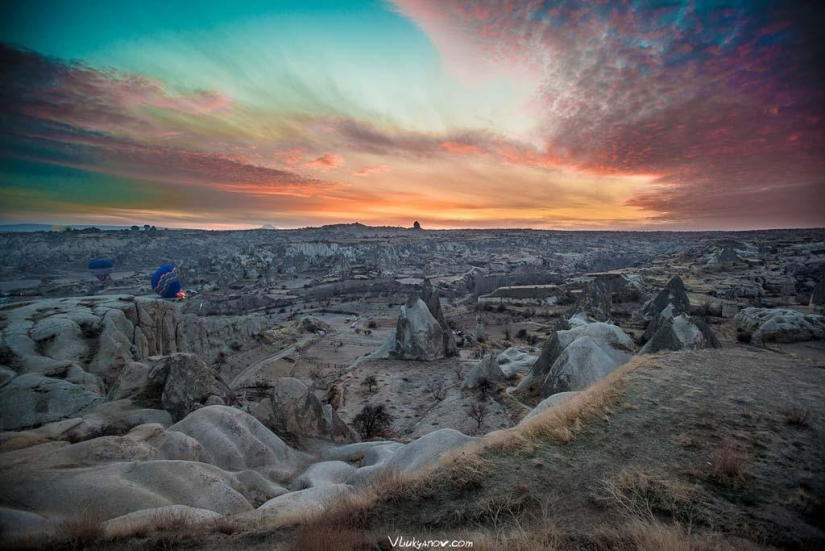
<box><xmin>108</xmin><ymin>361</ymin><xmax>153</xmax><ymax>401</ymax></box>
<box><xmin>464</xmin><ymin>354</ymin><xmax>505</xmax><ymax>389</ymax></box>
<box><xmin>383</xmin><ymin>428</ymin><xmax>477</xmax><ymax>473</ymax></box>
<box><xmin>570</xmin><ymin>276</ymin><xmax>612</xmax><ymax>321</ymax></box>
<box><xmin>639</xmin><ymin>314</ymin><xmax>720</xmax><ymax>354</ymax></box>
<box><xmin>289</xmin><ymin>460</ymin><xmax>357</xmax><ymax>490</ymax></box>
<box><xmin>542</xmin><ymin>336</ymin><xmax>630</xmax><ymax>396</ymax></box>
<box><xmin>643</xmin><ymin>276</ymin><xmax>691</xmax><ymax>323</ymax></box>
<box><xmin>0</xmin><ymin>507</ymin><xmax>51</xmax><ymax>541</ymax></box>
<box><xmin>517</xmin><ymin>319</ymin><xmax>633</xmax><ymax>400</ymax></box>
<box><xmin>496</xmin><ymin>347</ymin><xmax>538</xmax><ymax>375</ymax></box>
<box><xmin>240</xmin><ymin>484</ymin><xmax>353</xmax><ymax>526</ymax></box>
<box><xmin>420</xmin><ymin>280</ymin><xmax>458</xmax><ymax>357</ymax></box>
<box><xmin>0</xmin><ymin>460</ymin><xmax>254</xmax><ymax>521</ymax></box>
<box><xmin>734</xmin><ymin>308</ymin><xmax>825</xmax><ymax>345</ymax></box>
<box><xmin>519</xmin><ymin>391</ymin><xmax>580</xmax><ymax>425</ymax></box>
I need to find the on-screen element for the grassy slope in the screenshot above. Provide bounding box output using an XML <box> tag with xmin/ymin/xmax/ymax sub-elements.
<box><xmin>354</xmin><ymin>346</ymin><xmax>825</xmax><ymax>549</ymax></box>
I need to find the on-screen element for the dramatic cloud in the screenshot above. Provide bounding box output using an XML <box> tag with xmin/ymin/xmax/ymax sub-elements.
<box><xmin>392</xmin><ymin>0</ymin><xmax>825</xmax><ymax>226</ymax></box>
<box><xmin>0</xmin><ymin>45</ymin><xmax>331</xmax><ymax>200</ymax></box>
<box><xmin>2</xmin><ymin>0</ymin><xmax>823</xmax><ymax>229</ymax></box>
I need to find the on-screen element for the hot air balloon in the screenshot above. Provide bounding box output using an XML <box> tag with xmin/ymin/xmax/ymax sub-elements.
<box><xmin>88</xmin><ymin>258</ymin><xmax>114</xmax><ymax>284</ymax></box>
<box><xmin>151</xmin><ymin>263</ymin><xmax>183</xmax><ymax>299</ymax></box>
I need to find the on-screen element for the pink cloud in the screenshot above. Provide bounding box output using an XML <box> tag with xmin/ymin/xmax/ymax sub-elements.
<box><xmin>274</xmin><ymin>147</ymin><xmax>305</xmax><ymax>165</ymax></box>
<box><xmin>439</xmin><ymin>141</ymin><xmax>482</xmax><ymax>155</ymax></box>
<box><xmin>305</xmin><ymin>154</ymin><xmax>344</xmax><ymax>170</ymax></box>
<box><xmin>352</xmin><ymin>165</ymin><xmax>391</xmax><ymax>177</ymax></box>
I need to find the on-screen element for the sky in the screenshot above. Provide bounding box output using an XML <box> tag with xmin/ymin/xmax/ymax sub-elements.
<box><xmin>0</xmin><ymin>0</ymin><xmax>823</xmax><ymax>230</ymax></box>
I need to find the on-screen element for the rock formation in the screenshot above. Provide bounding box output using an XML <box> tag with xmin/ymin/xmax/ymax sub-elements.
<box><xmin>253</xmin><ymin>377</ymin><xmax>358</xmax><ymax>443</ymax></box>
<box><xmin>463</xmin><ymin>354</ymin><xmax>505</xmax><ymax>389</ymax></box>
<box><xmin>516</xmin><ymin>318</ymin><xmax>634</xmax><ymax>400</ymax></box>
<box><xmin>639</xmin><ymin>276</ymin><xmax>721</xmax><ymax>355</ymax></box>
<box><xmin>735</xmin><ymin>308</ymin><xmax>825</xmax><ymax>345</ymax></box>
<box><xmin>0</xmin><ymin>295</ymin><xmax>263</xmax><ymax>430</ymax></box>
<box><xmin>384</xmin><ymin>280</ymin><xmax>457</xmax><ymax>361</ymax></box>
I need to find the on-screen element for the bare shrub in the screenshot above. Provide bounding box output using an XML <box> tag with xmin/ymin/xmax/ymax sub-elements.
<box><xmin>426</xmin><ymin>378</ymin><xmax>447</xmax><ymax>401</ymax></box>
<box><xmin>352</xmin><ymin>404</ymin><xmax>392</xmax><ymax>439</ymax></box>
<box><xmin>708</xmin><ymin>442</ymin><xmax>748</xmax><ymax>486</ymax></box>
<box><xmin>360</xmin><ymin>375</ymin><xmax>378</xmax><ymax>393</ymax></box>
<box><xmin>290</xmin><ymin>525</ymin><xmax>366</xmax><ymax>551</ymax></box>
<box><xmin>598</xmin><ymin>469</ymin><xmax>710</xmax><ymax>526</ymax></box>
<box><xmin>781</xmin><ymin>405</ymin><xmax>811</xmax><ymax>427</ymax></box>
<box><xmin>467</xmin><ymin>401</ymin><xmax>489</xmax><ymax>432</ymax></box>
<box><xmin>55</xmin><ymin>509</ymin><xmax>104</xmax><ymax>549</ymax></box>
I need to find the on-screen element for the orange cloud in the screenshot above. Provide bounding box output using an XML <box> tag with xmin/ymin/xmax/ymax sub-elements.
<box><xmin>352</xmin><ymin>164</ymin><xmax>391</xmax><ymax>176</ymax></box>
<box><xmin>306</xmin><ymin>154</ymin><xmax>344</xmax><ymax>170</ymax></box>
<box><xmin>439</xmin><ymin>141</ymin><xmax>482</xmax><ymax>154</ymax></box>
<box><xmin>274</xmin><ymin>147</ymin><xmax>305</xmax><ymax>165</ymax></box>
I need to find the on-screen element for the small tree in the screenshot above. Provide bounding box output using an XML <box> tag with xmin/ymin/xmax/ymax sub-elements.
<box><xmin>516</xmin><ymin>328</ymin><xmax>529</xmax><ymax>340</ymax></box>
<box><xmin>352</xmin><ymin>404</ymin><xmax>392</xmax><ymax>439</ymax></box>
<box><xmin>503</xmin><ymin>322</ymin><xmax>512</xmax><ymax>340</ymax></box>
<box><xmin>361</xmin><ymin>375</ymin><xmax>378</xmax><ymax>393</ymax></box>
<box><xmin>466</xmin><ymin>401</ymin><xmax>488</xmax><ymax>432</ymax></box>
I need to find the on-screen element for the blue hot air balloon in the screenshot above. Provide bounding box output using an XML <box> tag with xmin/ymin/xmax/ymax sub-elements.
<box><xmin>151</xmin><ymin>264</ymin><xmax>182</xmax><ymax>299</ymax></box>
<box><xmin>88</xmin><ymin>258</ymin><xmax>114</xmax><ymax>284</ymax></box>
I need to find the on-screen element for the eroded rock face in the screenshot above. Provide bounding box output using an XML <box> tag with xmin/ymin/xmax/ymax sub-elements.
<box><xmin>149</xmin><ymin>354</ymin><xmax>235</xmax><ymax>423</ymax></box>
<box><xmin>0</xmin><ymin>296</ymin><xmax>263</xmax><ymax>428</ymax></box>
<box><xmin>735</xmin><ymin>308</ymin><xmax>825</xmax><ymax>345</ymax></box>
<box><xmin>168</xmin><ymin>405</ymin><xmax>306</xmax><ymax>481</ymax></box>
<box><xmin>570</xmin><ymin>277</ymin><xmax>612</xmax><ymax>321</ymax></box>
<box><xmin>253</xmin><ymin>377</ymin><xmax>358</xmax><ymax>443</ymax></box>
<box><xmin>0</xmin><ymin>374</ymin><xmax>104</xmax><ymax>431</ymax></box>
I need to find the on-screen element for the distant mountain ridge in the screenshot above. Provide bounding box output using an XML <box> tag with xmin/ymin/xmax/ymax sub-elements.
<box><xmin>0</xmin><ymin>224</ymin><xmax>134</xmax><ymax>232</ymax></box>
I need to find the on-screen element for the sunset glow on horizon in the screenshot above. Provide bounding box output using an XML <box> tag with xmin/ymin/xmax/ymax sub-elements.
<box><xmin>1</xmin><ymin>0</ymin><xmax>823</xmax><ymax>231</ymax></box>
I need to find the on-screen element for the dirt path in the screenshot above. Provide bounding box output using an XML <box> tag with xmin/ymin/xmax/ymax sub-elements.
<box><xmin>228</xmin><ymin>336</ymin><xmax>315</xmax><ymax>389</ymax></box>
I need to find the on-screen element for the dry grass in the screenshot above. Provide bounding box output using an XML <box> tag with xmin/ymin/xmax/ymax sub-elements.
<box><xmin>623</xmin><ymin>520</ymin><xmax>708</xmax><ymax>551</ymax></box>
<box><xmin>55</xmin><ymin>508</ymin><xmax>105</xmax><ymax>550</ymax></box>
<box><xmin>781</xmin><ymin>405</ymin><xmax>811</xmax><ymax>427</ymax></box>
<box><xmin>707</xmin><ymin>442</ymin><xmax>749</xmax><ymax>487</ymax></box>
<box><xmin>515</xmin><ymin>356</ymin><xmax>650</xmax><ymax>446</ymax></box>
<box><xmin>598</xmin><ymin>469</ymin><xmax>712</xmax><ymax>527</ymax></box>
